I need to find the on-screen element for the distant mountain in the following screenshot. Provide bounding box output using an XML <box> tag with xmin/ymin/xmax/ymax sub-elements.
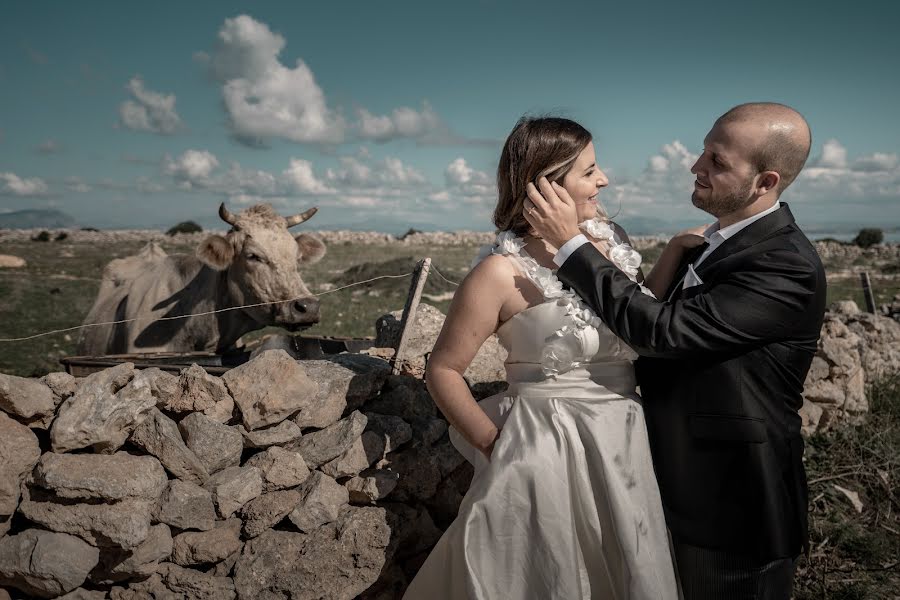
<box><xmin>0</xmin><ymin>209</ymin><xmax>77</xmax><ymax>229</ymax></box>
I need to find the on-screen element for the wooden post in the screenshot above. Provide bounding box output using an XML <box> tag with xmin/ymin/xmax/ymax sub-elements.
<box><xmin>391</xmin><ymin>257</ymin><xmax>432</xmax><ymax>375</ymax></box>
<box><xmin>859</xmin><ymin>272</ymin><xmax>876</xmax><ymax>314</ymax></box>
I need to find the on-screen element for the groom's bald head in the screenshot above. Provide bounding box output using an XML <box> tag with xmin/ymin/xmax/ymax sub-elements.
<box><xmin>715</xmin><ymin>103</ymin><xmax>812</xmax><ymax>195</ymax></box>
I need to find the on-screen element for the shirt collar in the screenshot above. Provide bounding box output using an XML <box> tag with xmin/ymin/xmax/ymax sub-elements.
<box><xmin>703</xmin><ymin>201</ymin><xmax>781</xmax><ymax>243</ymax></box>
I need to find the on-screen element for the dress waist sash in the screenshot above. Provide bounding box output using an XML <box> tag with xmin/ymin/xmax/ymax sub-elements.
<box><xmin>503</xmin><ymin>361</ymin><xmax>638</xmax><ymax>400</ymax></box>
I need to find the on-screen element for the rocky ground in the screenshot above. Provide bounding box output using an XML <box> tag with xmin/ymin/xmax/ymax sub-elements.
<box><xmin>1</xmin><ymin>301</ymin><xmax>898</xmax><ymax>598</ymax></box>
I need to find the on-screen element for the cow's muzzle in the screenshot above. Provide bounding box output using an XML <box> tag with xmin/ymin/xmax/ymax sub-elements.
<box><xmin>276</xmin><ymin>296</ymin><xmax>321</xmax><ymax>330</ymax></box>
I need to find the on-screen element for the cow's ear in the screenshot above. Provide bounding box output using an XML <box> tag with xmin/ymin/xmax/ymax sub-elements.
<box><xmin>197</xmin><ymin>234</ymin><xmax>235</xmax><ymax>270</ymax></box>
<box><xmin>296</xmin><ymin>233</ymin><xmax>326</xmax><ymax>264</ymax></box>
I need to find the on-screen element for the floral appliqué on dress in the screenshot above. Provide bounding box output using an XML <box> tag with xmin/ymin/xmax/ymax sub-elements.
<box><xmin>477</xmin><ymin>217</ymin><xmax>654</xmax><ymax>377</ymax></box>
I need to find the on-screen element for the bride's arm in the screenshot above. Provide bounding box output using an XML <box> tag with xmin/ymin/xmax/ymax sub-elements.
<box><xmin>425</xmin><ymin>255</ymin><xmax>514</xmax><ymax>461</ymax></box>
<box><xmin>642</xmin><ymin>225</ymin><xmax>708</xmax><ymax>298</ymax></box>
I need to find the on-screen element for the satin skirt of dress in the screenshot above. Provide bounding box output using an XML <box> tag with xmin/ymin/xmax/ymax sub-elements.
<box><xmin>403</xmin><ymin>363</ymin><xmax>680</xmax><ymax>600</ymax></box>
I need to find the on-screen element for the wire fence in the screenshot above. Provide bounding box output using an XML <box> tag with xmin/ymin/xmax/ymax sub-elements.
<box><xmin>0</xmin><ymin>265</ymin><xmax>462</xmax><ymax>344</ymax></box>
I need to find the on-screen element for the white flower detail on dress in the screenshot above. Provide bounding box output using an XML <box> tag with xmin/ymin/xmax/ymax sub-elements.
<box><xmin>486</xmin><ymin>227</ymin><xmax>647</xmax><ymax>376</ymax></box>
<box><xmin>580</xmin><ymin>218</ymin><xmax>615</xmax><ymax>241</ymax></box>
<box><xmin>609</xmin><ymin>243</ymin><xmax>642</xmax><ymax>278</ymax></box>
<box><xmin>493</xmin><ymin>230</ymin><xmax>526</xmax><ymax>256</ymax></box>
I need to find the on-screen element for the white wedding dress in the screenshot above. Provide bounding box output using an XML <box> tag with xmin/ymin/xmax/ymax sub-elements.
<box><xmin>403</xmin><ymin>223</ymin><xmax>679</xmax><ymax>600</ymax></box>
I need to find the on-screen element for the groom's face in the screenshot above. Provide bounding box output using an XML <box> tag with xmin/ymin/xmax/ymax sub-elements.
<box><xmin>690</xmin><ymin>121</ymin><xmax>761</xmax><ymax>218</ymax></box>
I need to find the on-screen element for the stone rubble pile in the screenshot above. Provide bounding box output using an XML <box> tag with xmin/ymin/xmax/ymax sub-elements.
<box><xmin>799</xmin><ymin>300</ymin><xmax>900</xmax><ymax>436</ymax></box>
<box><xmin>1</xmin><ymin>301</ymin><xmax>897</xmax><ymax>597</ymax></box>
<box><xmin>0</xmin><ymin>335</ymin><xmax>485</xmax><ymax>599</ymax></box>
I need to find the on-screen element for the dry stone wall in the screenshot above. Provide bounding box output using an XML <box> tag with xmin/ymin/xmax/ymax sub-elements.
<box><xmin>1</xmin><ymin>302</ymin><xmax>898</xmax><ymax>598</ymax></box>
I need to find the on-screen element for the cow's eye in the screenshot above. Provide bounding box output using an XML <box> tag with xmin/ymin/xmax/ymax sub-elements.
<box><xmin>246</xmin><ymin>253</ymin><xmax>263</xmax><ymax>262</ymax></box>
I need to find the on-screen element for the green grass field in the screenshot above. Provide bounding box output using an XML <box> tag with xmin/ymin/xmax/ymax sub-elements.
<box><xmin>0</xmin><ymin>236</ymin><xmax>896</xmax><ymax>377</ymax></box>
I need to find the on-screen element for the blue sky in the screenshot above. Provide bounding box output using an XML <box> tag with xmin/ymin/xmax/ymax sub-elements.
<box><xmin>1</xmin><ymin>0</ymin><xmax>898</xmax><ymax>234</ymax></box>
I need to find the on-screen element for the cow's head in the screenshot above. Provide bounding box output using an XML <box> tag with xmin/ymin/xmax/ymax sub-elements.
<box><xmin>196</xmin><ymin>203</ymin><xmax>326</xmax><ymax>330</ymax></box>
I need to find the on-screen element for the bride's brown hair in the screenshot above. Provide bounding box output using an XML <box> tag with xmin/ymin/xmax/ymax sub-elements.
<box><xmin>494</xmin><ymin>116</ymin><xmax>604</xmax><ymax>236</ymax></box>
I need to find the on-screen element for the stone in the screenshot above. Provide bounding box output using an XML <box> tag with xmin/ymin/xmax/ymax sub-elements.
<box><xmin>234</xmin><ymin>506</ymin><xmax>390</xmax><ymax>600</ymax></box>
<box><xmin>803</xmin><ymin>396</ymin><xmax>828</xmax><ymax>435</ymax></box>
<box><xmin>90</xmin><ymin>523</ymin><xmax>172</xmax><ymax>584</ymax></box>
<box><xmin>51</xmin><ymin>363</ymin><xmax>156</xmax><ymax>453</ymax></box>
<box><xmin>240</xmin><ymin>489</ymin><xmax>303</xmax><ymax>538</ymax></box>
<box><xmin>0</xmin><ymin>255</ymin><xmax>26</xmax><ymax>268</ymax></box>
<box><xmin>803</xmin><ymin>379</ymin><xmax>845</xmax><ymax>405</ymax></box>
<box><xmin>40</xmin><ymin>371</ymin><xmax>78</xmax><ymax>406</ymax></box>
<box><xmin>0</xmin><ymin>412</ymin><xmax>41</xmax><ymax>516</ymax></box>
<box><xmin>154</xmin><ymin>480</ymin><xmax>216</xmax><ymax>532</ymax></box>
<box><xmin>222</xmin><ymin>349</ymin><xmax>318</xmax><ymax>430</ymax></box>
<box><xmin>32</xmin><ymin>452</ymin><xmax>168</xmax><ymax>501</ymax></box>
<box><xmin>346</xmin><ymin>469</ymin><xmax>399</xmax><ymax>503</ymax></box>
<box><xmin>204</xmin><ymin>466</ymin><xmax>263</xmax><ymax>519</ymax></box>
<box><xmin>409</xmin><ymin>416</ymin><xmax>449</xmax><ymax>447</ymax></box>
<box><xmin>832</xmin><ymin>300</ymin><xmax>860</xmax><ymax>316</ymax></box>
<box><xmin>426</xmin><ymin>462</ymin><xmax>474</xmax><ymax>528</ymax></box>
<box><xmin>171</xmin><ymin>518</ymin><xmax>242</xmax><ymax>567</ymax></box>
<box><xmin>0</xmin><ymin>529</ymin><xmax>99</xmax><ymax>598</ymax></box>
<box><xmin>383</xmin><ymin>503</ymin><xmax>442</xmax><ymax>561</ymax></box>
<box><xmin>243</xmin><ymin>446</ymin><xmax>310</xmax><ymax>492</ymax></box>
<box><xmin>288</xmin><ymin>410</ymin><xmax>368</xmax><ymax>468</ymax></box>
<box><xmin>166</xmin><ymin>364</ymin><xmax>231</xmax><ymax>415</ymax></box>
<box><xmin>178</xmin><ymin>413</ymin><xmax>243</xmax><ymax>474</ymax></box>
<box><xmin>375</xmin><ymin>303</ymin><xmax>507</xmax><ymax>384</ymax></box>
<box><xmin>365</xmin><ymin>377</ymin><xmax>437</xmax><ymax>420</ymax></box>
<box><xmin>806</xmin><ymin>356</ymin><xmax>829</xmax><ymax>382</ymax></box>
<box><xmin>292</xmin><ymin>356</ymin><xmax>389</xmax><ymax>428</ymax></box>
<box><xmin>321</xmin><ymin>431</ymin><xmax>385</xmax><ymax>478</ymax></box>
<box><xmin>109</xmin><ymin>563</ymin><xmax>235</xmax><ymax>599</ymax></box>
<box><xmin>287</xmin><ymin>471</ymin><xmax>349</xmax><ymax>532</ymax></box>
<box><xmin>57</xmin><ymin>588</ymin><xmax>108</xmax><ymax>599</ymax></box>
<box><xmin>364</xmin><ymin>412</ymin><xmax>413</xmax><ymax>453</ymax></box>
<box><xmin>0</xmin><ymin>372</ymin><xmax>55</xmax><ymax>424</ymax></box>
<box><xmin>385</xmin><ymin>445</ymin><xmax>442</xmax><ymax>502</ymax></box>
<box><xmin>139</xmin><ymin>367</ymin><xmax>179</xmax><ymax>407</ymax></box>
<box><xmin>234</xmin><ymin>419</ymin><xmax>302</xmax><ymax>448</ymax></box>
<box><xmin>129</xmin><ymin>408</ymin><xmax>209</xmax><ymax>485</ymax></box>
<box><xmin>19</xmin><ymin>485</ymin><xmax>156</xmax><ymax>550</ymax></box>
<box><xmin>430</xmin><ymin>437</ymin><xmax>466</xmax><ymax>478</ymax></box>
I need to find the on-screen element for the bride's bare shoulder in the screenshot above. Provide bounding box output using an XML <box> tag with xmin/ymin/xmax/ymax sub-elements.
<box><xmin>466</xmin><ymin>253</ymin><xmax>518</xmax><ymax>289</ymax></box>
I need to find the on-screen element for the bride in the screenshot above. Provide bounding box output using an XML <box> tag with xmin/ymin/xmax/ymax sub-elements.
<box><xmin>403</xmin><ymin>117</ymin><xmax>702</xmax><ymax>599</ymax></box>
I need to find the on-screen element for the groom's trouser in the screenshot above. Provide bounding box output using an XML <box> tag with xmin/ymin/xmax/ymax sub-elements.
<box><xmin>673</xmin><ymin>540</ymin><xmax>796</xmax><ymax>600</ymax></box>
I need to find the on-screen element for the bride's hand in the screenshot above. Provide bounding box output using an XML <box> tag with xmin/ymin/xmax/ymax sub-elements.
<box><xmin>670</xmin><ymin>224</ymin><xmax>709</xmax><ymax>250</ymax></box>
<box><xmin>480</xmin><ymin>428</ymin><xmax>501</xmax><ymax>461</ymax></box>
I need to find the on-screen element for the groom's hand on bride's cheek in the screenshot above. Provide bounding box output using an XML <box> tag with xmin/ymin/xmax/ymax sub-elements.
<box><xmin>524</xmin><ymin>177</ymin><xmax>580</xmax><ymax>249</ymax></box>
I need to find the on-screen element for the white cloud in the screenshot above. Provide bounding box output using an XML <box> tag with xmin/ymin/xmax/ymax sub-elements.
<box><xmin>64</xmin><ymin>176</ymin><xmax>91</xmax><ymax>193</ymax></box>
<box><xmin>798</xmin><ymin>139</ymin><xmax>900</xmax><ymax>200</ymax></box>
<box><xmin>816</xmin><ymin>139</ymin><xmax>847</xmax><ymax>169</ymax></box>
<box><xmin>37</xmin><ymin>139</ymin><xmax>61</xmax><ymax>154</ymax></box>
<box><xmin>208</xmin><ymin>15</ymin><xmax>344</xmax><ymax>145</ymax></box>
<box><xmin>1</xmin><ymin>172</ymin><xmax>50</xmax><ymax>196</ymax></box>
<box><xmin>605</xmin><ymin>140</ymin><xmax>699</xmax><ymax>216</ymax></box>
<box><xmin>163</xmin><ymin>150</ymin><xmax>220</xmax><ymax>187</ymax></box>
<box><xmin>283</xmin><ymin>159</ymin><xmax>335</xmax><ymax>194</ymax></box>
<box><xmin>436</xmin><ymin>158</ymin><xmax>494</xmax><ymax>205</ymax></box>
<box><xmin>118</xmin><ymin>77</ymin><xmax>183</xmax><ymax>135</ymax></box>
<box><xmin>357</xmin><ymin>103</ymin><xmax>444</xmax><ymax>142</ymax></box>
<box><xmin>325</xmin><ymin>156</ymin><xmax>426</xmax><ymax>187</ymax></box>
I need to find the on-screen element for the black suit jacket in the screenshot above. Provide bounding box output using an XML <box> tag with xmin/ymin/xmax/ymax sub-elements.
<box><xmin>557</xmin><ymin>204</ymin><xmax>826</xmax><ymax>560</ymax></box>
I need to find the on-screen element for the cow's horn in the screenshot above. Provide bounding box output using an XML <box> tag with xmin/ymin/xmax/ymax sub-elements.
<box><xmin>218</xmin><ymin>203</ymin><xmax>238</xmax><ymax>226</ymax></box>
<box><xmin>284</xmin><ymin>207</ymin><xmax>318</xmax><ymax>228</ymax></box>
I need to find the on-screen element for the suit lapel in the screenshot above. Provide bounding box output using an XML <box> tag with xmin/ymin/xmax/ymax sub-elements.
<box><xmin>694</xmin><ymin>203</ymin><xmax>798</xmax><ymax>278</ymax></box>
<box><xmin>665</xmin><ymin>242</ymin><xmax>709</xmax><ymax>301</ymax></box>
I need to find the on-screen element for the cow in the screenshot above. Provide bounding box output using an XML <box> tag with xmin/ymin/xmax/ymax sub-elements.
<box><xmin>76</xmin><ymin>203</ymin><xmax>326</xmax><ymax>356</ymax></box>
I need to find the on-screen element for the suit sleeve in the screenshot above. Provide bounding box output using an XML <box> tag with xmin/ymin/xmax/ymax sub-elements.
<box><xmin>557</xmin><ymin>242</ymin><xmax>820</xmax><ymax>359</ymax></box>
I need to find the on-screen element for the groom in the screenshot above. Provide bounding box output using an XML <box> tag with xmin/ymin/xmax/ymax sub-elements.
<box><xmin>524</xmin><ymin>103</ymin><xmax>826</xmax><ymax>599</ymax></box>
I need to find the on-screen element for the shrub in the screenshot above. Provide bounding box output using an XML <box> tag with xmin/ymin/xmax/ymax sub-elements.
<box><xmin>166</xmin><ymin>221</ymin><xmax>203</xmax><ymax>236</ymax></box>
<box><xmin>31</xmin><ymin>230</ymin><xmax>51</xmax><ymax>242</ymax></box>
<box><xmin>80</xmin><ymin>227</ymin><xmax>99</xmax><ymax>232</ymax></box>
<box><xmin>54</xmin><ymin>232</ymin><xmax>68</xmax><ymax>241</ymax></box>
<box><xmin>853</xmin><ymin>228</ymin><xmax>883</xmax><ymax>248</ymax></box>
